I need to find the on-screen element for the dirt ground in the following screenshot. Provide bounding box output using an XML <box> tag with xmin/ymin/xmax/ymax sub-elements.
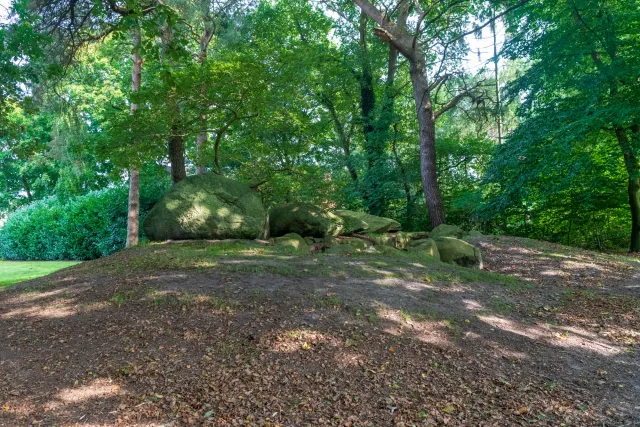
<box><xmin>0</xmin><ymin>235</ymin><xmax>638</xmax><ymax>426</ymax></box>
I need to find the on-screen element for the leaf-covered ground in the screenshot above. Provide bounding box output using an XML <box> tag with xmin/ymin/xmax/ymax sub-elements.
<box><xmin>0</xmin><ymin>236</ymin><xmax>638</xmax><ymax>426</ymax></box>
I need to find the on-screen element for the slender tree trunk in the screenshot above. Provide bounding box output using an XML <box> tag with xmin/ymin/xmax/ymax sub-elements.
<box><xmin>168</xmin><ymin>124</ymin><xmax>187</xmax><ymax>184</ymax></box>
<box><xmin>616</xmin><ymin>126</ymin><xmax>640</xmax><ymax>252</ymax></box>
<box><xmin>195</xmin><ymin>132</ymin><xmax>207</xmax><ymax>174</ymax></box>
<box><xmin>21</xmin><ymin>176</ymin><xmax>33</xmax><ymax>202</ymax></box>
<box><xmin>409</xmin><ymin>59</ymin><xmax>446</xmax><ymax>227</ymax></box>
<box><xmin>213</xmin><ymin>131</ymin><xmax>222</xmax><ymax>175</ymax></box>
<box><xmin>492</xmin><ymin>8</ymin><xmax>503</xmax><ymax>144</ymax></box>
<box><xmin>126</xmin><ymin>26</ymin><xmax>143</xmax><ymax>248</ymax></box>
<box><xmin>627</xmin><ymin>178</ymin><xmax>640</xmax><ymax>252</ymax></box>
<box><xmin>161</xmin><ymin>25</ymin><xmax>187</xmax><ymax>184</ymax></box>
<box><xmin>196</xmin><ymin>11</ymin><xmax>214</xmax><ymax>174</ymax></box>
<box><xmin>319</xmin><ymin>94</ymin><xmax>358</xmax><ymax>182</ymax></box>
<box><xmin>391</xmin><ymin>125</ymin><xmax>413</xmax><ymax>230</ymax></box>
<box><xmin>358</xmin><ymin>12</ymin><xmax>385</xmax><ymax>215</ymax></box>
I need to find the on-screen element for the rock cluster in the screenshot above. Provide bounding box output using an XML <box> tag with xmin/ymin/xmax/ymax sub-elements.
<box><xmin>144</xmin><ymin>174</ymin><xmax>484</xmax><ymax>268</ymax></box>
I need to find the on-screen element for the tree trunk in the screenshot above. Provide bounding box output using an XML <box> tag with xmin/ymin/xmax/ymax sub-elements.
<box><xmin>358</xmin><ymin>12</ymin><xmax>384</xmax><ymax>216</ymax></box>
<box><xmin>126</xmin><ymin>26</ymin><xmax>142</xmax><ymax>248</ymax></box>
<box><xmin>409</xmin><ymin>59</ymin><xmax>446</xmax><ymax>228</ymax></box>
<box><xmin>616</xmin><ymin>126</ymin><xmax>640</xmax><ymax>252</ymax></box>
<box><xmin>391</xmin><ymin>125</ymin><xmax>413</xmax><ymax>230</ymax></box>
<box><xmin>320</xmin><ymin>93</ymin><xmax>358</xmax><ymax>182</ymax></box>
<box><xmin>162</xmin><ymin>24</ymin><xmax>187</xmax><ymax>184</ymax></box>
<box><xmin>627</xmin><ymin>178</ymin><xmax>640</xmax><ymax>252</ymax></box>
<box><xmin>21</xmin><ymin>176</ymin><xmax>33</xmax><ymax>202</ymax></box>
<box><xmin>168</xmin><ymin>124</ymin><xmax>187</xmax><ymax>184</ymax></box>
<box><xmin>195</xmin><ymin>132</ymin><xmax>207</xmax><ymax>174</ymax></box>
<box><xmin>196</xmin><ymin>8</ymin><xmax>214</xmax><ymax>175</ymax></box>
<box><xmin>127</xmin><ymin>168</ymin><xmax>140</xmax><ymax>247</ymax></box>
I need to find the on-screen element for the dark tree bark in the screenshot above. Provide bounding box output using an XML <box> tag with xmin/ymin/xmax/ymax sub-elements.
<box><xmin>168</xmin><ymin>124</ymin><xmax>187</xmax><ymax>184</ymax></box>
<box><xmin>357</xmin><ymin>13</ymin><xmax>384</xmax><ymax>215</ymax></box>
<box><xmin>21</xmin><ymin>177</ymin><xmax>33</xmax><ymax>202</ymax></box>
<box><xmin>616</xmin><ymin>126</ymin><xmax>640</xmax><ymax>252</ymax></box>
<box><xmin>161</xmin><ymin>24</ymin><xmax>187</xmax><ymax>184</ymax></box>
<box><xmin>409</xmin><ymin>59</ymin><xmax>446</xmax><ymax>227</ymax></box>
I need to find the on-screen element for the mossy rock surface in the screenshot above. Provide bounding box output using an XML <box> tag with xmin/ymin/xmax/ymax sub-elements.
<box><xmin>434</xmin><ymin>237</ymin><xmax>482</xmax><ymax>269</ymax></box>
<box><xmin>370</xmin><ymin>234</ymin><xmax>396</xmax><ymax>248</ymax></box>
<box><xmin>407</xmin><ymin>238</ymin><xmax>440</xmax><ymax>261</ymax></box>
<box><xmin>376</xmin><ymin>245</ymin><xmax>402</xmax><ymax>255</ymax></box>
<box><xmin>465</xmin><ymin>230</ymin><xmax>484</xmax><ymax>238</ymax></box>
<box><xmin>335</xmin><ymin>210</ymin><xmax>401</xmax><ymax>234</ymax></box>
<box><xmin>269</xmin><ymin>203</ymin><xmax>343</xmax><ymax>238</ymax></box>
<box><xmin>324</xmin><ymin>244</ymin><xmax>357</xmax><ymax>255</ymax></box>
<box><xmin>143</xmin><ymin>174</ymin><xmax>265</xmax><ymax>241</ymax></box>
<box><xmin>430</xmin><ymin>224</ymin><xmax>465</xmax><ymax>239</ymax></box>
<box><xmin>341</xmin><ymin>237</ymin><xmax>369</xmax><ymax>250</ymax></box>
<box><xmin>396</xmin><ymin>232</ymin><xmax>430</xmax><ymax>249</ymax></box>
<box><xmin>273</xmin><ymin>233</ymin><xmax>310</xmax><ymax>254</ymax></box>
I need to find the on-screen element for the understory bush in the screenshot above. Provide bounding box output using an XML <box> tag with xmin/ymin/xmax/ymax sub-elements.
<box><xmin>0</xmin><ymin>182</ymin><xmax>167</xmax><ymax>260</ymax></box>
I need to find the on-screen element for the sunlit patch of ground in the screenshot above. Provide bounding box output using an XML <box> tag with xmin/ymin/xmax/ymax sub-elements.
<box><xmin>0</xmin><ymin>261</ymin><xmax>80</xmax><ymax>287</ymax></box>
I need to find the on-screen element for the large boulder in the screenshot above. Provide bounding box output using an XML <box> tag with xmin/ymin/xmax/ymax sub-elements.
<box><xmin>143</xmin><ymin>174</ymin><xmax>265</xmax><ymax>241</ymax></box>
<box><xmin>407</xmin><ymin>238</ymin><xmax>441</xmax><ymax>261</ymax></box>
<box><xmin>430</xmin><ymin>224</ymin><xmax>465</xmax><ymax>239</ymax></box>
<box><xmin>334</xmin><ymin>210</ymin><xmax>401</xmax><ymax>234</ymax></box>
<box><xmin>434</xmin><ymin>237</ymin><xmax>483</xmax><ymax>269</ymax></box>
<box><xmin>465</xmin><ymin>230</ymin><xmax>484</xmax><ymax>238</ymax></box>
<box><xmin>269</xmin><ymin>203</ymin><xmax>343</xmax><ymax>238</ymax></box>
<box><xmin>273</xmin><ymin>233</ymin><xmax>310</xmax><ymax>254</ymax></box>
<box><xmin>370</xmin><ymin>232</ymin><xmax>429</xmax><ymax>249</ymax></box>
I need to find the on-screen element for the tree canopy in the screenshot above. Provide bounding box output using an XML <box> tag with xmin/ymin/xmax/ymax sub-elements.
<box><xmin>1</xmin><ymin>0</ymin><xmax>639</xmax><ymax>253</ymax></box>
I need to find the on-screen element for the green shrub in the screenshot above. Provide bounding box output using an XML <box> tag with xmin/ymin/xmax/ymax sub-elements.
<box><xmin>0</xmin><ymin>182</ymin><xmax>168</xmax><ymax>260</ymax></box>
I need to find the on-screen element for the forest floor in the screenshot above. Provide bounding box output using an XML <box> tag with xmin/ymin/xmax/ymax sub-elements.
<box><xmin>0</xmin><ymin>235</ymin><xmax>638</xmax><ymax>426</ymax></box>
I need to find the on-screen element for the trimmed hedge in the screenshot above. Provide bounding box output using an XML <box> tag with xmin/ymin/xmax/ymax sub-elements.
<box><xmin>0</xmin><ymin>183</ymin><xmax>167</xmax><ymax>260</ymax></box>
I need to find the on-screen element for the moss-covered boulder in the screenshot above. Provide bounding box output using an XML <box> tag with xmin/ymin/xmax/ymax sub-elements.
<box><xmin>334</xmin><ymin>210</ymin><xmax>401</xmax><ymax>234</ymax></box>
<box><xmin>430</xmin><ymin>224</ymin><xmax>465</xmax><ymax>239</ymax></box>
<box><xmin>369</xmin><ymin>232</ymin><xmax>429</xmax><ymax>249</ymax></box>
<box><xmin>342</xmin><ymin>237</ymin><xmax>369</xmax><ymax>250</ymax></box>
<box><xmin>143</xmin><ymin>174</ymin><xmax>265</xmax><ymax>241</ymax></box>
<box><xmin>273</xmin><ymin>233</ymin><xmax>310</xmax><ymax>254</ymax></box>
<box><xmin>269</xmin><ymin>203</ymin><xmax>343</xmax><ymax>238</ymax></box>
<box><xmin>324</xmin><ymin>243</ymin><xmax>357</xmax><ymax>255</ymax></box>
<box><xmin>407</xmin><ymin>238</ymin><xmax>440</xmax><ymax>261</ymax></box>
<box><xmin>369</xmin><ymin>234</ymin><xmax>396</xmax><ymax>248</ymax></box>
<box><xmin>334</xmin><ymin>211</ymin><xmax>368</xmax><ymax>235</ymax></box>
<box><xmin>376</xmin><ymin>245</ymin><xmax>402</xmax><ymax>256</ymax></box>
<box><xmin>434</xmin><ymin>237</ymin><xmax>482</xmax><ymax>269</ymax></box>
<box><xmin>395</xmin><ymin>232</ymin><xmax>430</xmax><ymax>249</ymax></box>
<box><xmin>465</xmin><ymin>230</ymin><xmax>484</xmax><ymax>238</ymax></box>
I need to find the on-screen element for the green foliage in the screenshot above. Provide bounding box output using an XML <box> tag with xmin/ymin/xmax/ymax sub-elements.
<box><xmin>481</xmin><ymin>0</ymin><xmax>640</xmax><ymax>251</ymax></box>
<box><xmin>0</xmin><ymin>178</ymin><xmax>169</xmax><ymax>260</ymax></box>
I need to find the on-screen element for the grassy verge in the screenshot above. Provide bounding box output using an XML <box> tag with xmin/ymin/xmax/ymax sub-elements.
<box><xmin>0</xmin><ymin>261</ymin><xmax>80</xmax><ymax>287</ymax></box>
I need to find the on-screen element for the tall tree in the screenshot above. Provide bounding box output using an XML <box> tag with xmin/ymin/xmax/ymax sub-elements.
<box><xmin>349</xmin><ymin>0</ymin><xmax>520</xmax><ymax>227</ymax></box>
<box><xmin>127</xmin><ymin>20</ymin><xmax>143</xmax><ymax>247</ymax></box>
<box><xmin>497</xmin><ymin>0</ymin><xmax>640</xmax><ymax>251</ymax></box>
<box><xmin>27</xmin><ymin>0</ymin><xmax>163</xmax><ymax>247</ymax></box>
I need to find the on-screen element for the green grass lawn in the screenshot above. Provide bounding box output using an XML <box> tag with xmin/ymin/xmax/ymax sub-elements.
<box><xmin>0</xmin><ymin>261</ymin><xmax>80</xmax><ymax>288</ymax></box>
